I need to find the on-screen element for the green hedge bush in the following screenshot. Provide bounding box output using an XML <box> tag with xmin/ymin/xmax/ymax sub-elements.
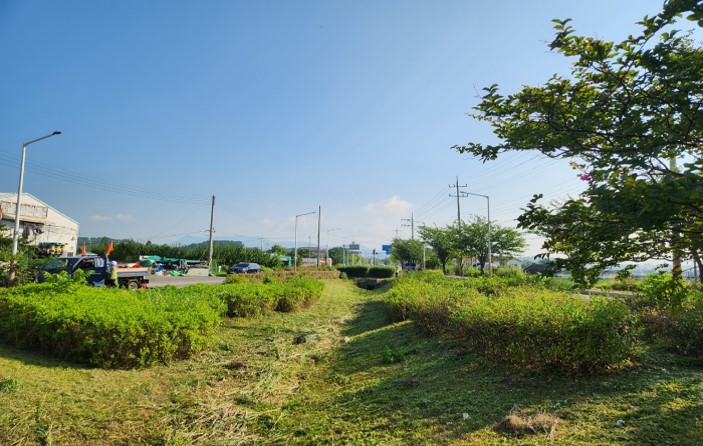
<box><xmin>224</xmin><ymin>270</ymin><xmax>339</xmax><ymax>284</ymax></box>
<box><xmin>336</xmin><ymin>265</ymin><xmax>399</xmax><ymax>279</ymax></box>
<box><xmin>386</xmin><ymin>274</ymin><xmax>633</xmax><ymax>372</ymax></box>
<box><xmin>217</xmin><ymin>277</ymin><xmax>324</xmax><ymax>317</ymax></box>
<box><xmin>336</xmin><ymin>265</ymin><xmax>369</xmax><ymax>279</ymax></box>
<box><xmin>667</xmin><ymin>297</ymin><xmax>703</xmax><ymax>356</ymax></box>
<box><xmin>0</xmin><ymin>282</ymin><xmax>224</xmax><ymax>368</ymax></box>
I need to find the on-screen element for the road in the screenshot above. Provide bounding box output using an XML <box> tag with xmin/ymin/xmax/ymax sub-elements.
<box><xmin>147</xmin><ymin>274</ymin><xmax>226</xmax><ymax>288</ymax></box>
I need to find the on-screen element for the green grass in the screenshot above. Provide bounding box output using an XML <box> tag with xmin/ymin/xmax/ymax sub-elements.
<box><xmin>1</xmin><ymin>280</ymin><xmax>702</xmax><ymax>444</ymax></box>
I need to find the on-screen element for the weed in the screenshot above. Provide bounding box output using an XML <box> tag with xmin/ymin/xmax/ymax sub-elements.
<box><xmin>0</xmin><ymin>377</ymin><xmax>20</xmax><ymax>392</ymax></box>
<box><xmin>382</xmin><ymin>345</ymin><xmax>406</xmax><ymax>363</ymax></box>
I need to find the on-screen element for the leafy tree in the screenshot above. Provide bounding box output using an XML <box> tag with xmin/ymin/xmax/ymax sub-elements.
<box><xmin>417</xmin><ymin>225</ymin><xmax>455</xmax><ymax>274</ymax></box>
<box><xmin>328</xmin><ymin>246</ymin><xmax>345</xmax><ymax>265</ymax></box>
<box><xmin>454</xmin><ymin>0</ymin><xmax>703</xmax><ymax>285</ymax></box>
<box><xmin>390</xmin><ymin>238</ymin><xmax>424</xmax><ymax>266</ymax></box>
<box><xmin>0</xmin><ymin>224</ymin><xmax>43</xmax><ymax>287</ymax></box>
<box><xmin>269</xmin><ymin>244</ymin><xmax>288</xmax><ymax>256</ymax></box>
<box><xmin>450</xmin><ymin>217</ymin><xmax>526</xmax><ymax>275</ymax></box>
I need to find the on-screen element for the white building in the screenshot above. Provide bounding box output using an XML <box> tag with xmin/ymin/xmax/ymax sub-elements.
<box><xmin>0</xmin><ymin>193</ymin><xmax>79</xmax><ymax>256</ymax></box>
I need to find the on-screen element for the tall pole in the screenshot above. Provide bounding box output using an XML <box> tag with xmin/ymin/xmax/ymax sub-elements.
<box><xmin>316</xmin><ymin>205</ymin><xmax>321</xmax><ymax>267</ymax></box>
<box><xmin>449</xmin><ymin>176</ymin><xmax>467</xmax><ymax>224</ymax></box>
<box><xmin>401</xmin><ymin>213</ymin><xmax>415</xmax><ymax>239</ymax></box>
<box><xmin>294</xmin><ymin>210</ymin><xmax>316</xmax><ymax>272</ymax></box>
<box><xmin>208</xmin><ymin>195</ymin><xmax>215</xmax><ymax>275</ymax></box>
<box><xmin>9</xmin><ymin>131</ymin><xmax>61</xmax><ymax>286</ymax></box>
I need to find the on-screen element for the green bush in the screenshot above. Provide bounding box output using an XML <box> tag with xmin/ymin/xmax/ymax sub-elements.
<box><xmin>224</xmin><ymin>270</ymin><xmax>339</xmax><ymax>284</ymax></box>
<box><xmin>336</xmin><ymin>265</ymin><xmax>369</xmax><ymax>279</ymax></box>
<box><xmin>668</xmin><ymin>296</ymin><xmax>703</xmax><ymax>357</ymax></box>
<box><xmin>367</xmin><ymin>266</ymin><xmax>397</xmax><ymax>279</ymax></box>
<box><xmin>385</xmin><ymin>273</ymin><xmax>633</xmax><ymax>372</ymax></box>
<box><xmin>638</xmin><ymin>273</ymin><xmax>690</xmax><ymax>311</ymax></box>
<box><xmin>0</xmin><ymin>282</ymin><xmax>224</xmax><ymax>368</ymax></box>
<box><xmin>216</xmin><ymin>277</ymin><xmax>324</xmax><ymax>317</ymax></box>
<box><xmin>451</xmin><ymin>289</ymin><xmax>632</xmax><ymax>372</ymax></box>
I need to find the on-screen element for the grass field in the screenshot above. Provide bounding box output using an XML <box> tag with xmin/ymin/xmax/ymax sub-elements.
<box><xmin>1</xmin><ymin>280</ymin><xmax>702</xmax><ymax>445</ymax></box>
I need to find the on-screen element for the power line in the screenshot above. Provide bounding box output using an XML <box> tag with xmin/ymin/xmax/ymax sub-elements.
<box><xmin>0</xmin><ymin>151</ymin><xmax>209</xmax><ymax>205</ymax></box>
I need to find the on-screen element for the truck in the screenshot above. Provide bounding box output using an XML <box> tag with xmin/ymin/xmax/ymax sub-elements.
<box><xmin>38</xmin><ymin>255</ymin><xmax>150</xmax><ymax>290</ymax></box>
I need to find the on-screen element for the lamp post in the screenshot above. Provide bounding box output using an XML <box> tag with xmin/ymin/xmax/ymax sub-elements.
<box><xmin>325</xmin><ymin>228</ymin><xmax>340</xmax><ymax>264</ymax></box>
<box><xmin>294</xmin><ymin>210</ymin><xmax>316</xmax><ymax>271</ymax></box>
<box><xmin>8</xmin><ymin>131</ymin><xmax>61</xmax><ymax>286</ymax></box>
<box><xmin>463</xmin><ymin>191</ymin><xmax>492</xmax><ymax>277</ymax></box>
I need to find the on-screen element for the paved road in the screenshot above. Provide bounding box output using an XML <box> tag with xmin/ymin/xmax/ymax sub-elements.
<box><xmin>147</xmin><ymin>274</ymin><xmax>226</xmax><ymax>288</ymax></box>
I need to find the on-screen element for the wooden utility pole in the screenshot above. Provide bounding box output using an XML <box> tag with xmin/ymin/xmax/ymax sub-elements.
<box><xmin>316</xmin><ymin>205</ymin><xmax>321</xmax><ymax>267</ymax></box>
<box><xmin>449</xmin><ymin>176</ymin><xmax>468</xmax><ymax>224</ymax></box>
<box><xmin>401</xmin><ymin>213</ymin><xmax>415</xmax><ymax>239</ymax></box>
<box><xmin>208</xmin><ymin>195</ymin><xmax>215</xmax><ymax>275</ymax></box>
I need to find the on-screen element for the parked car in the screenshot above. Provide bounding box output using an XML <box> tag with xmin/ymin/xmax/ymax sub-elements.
<box><xmin>228</xmin><ymin>262</ymin><xmax>262</xmax><ymax>274</ymax></box>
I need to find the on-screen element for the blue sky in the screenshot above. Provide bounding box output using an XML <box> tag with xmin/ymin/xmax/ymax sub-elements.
<box><xmin>0</xmin><ymin>0</ymin><xmax>686</xmax><ymax>256</ymax></box>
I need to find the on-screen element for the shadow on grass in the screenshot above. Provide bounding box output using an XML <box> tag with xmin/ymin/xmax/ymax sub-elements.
<box><xmin>340</xmin><ymin>298</ymin><xmax>391</xmax><ymax>338</ymax></box>
<box><xmin>0</xmin><ymin>344</ymin><xmax>85</xmax><ymax>369</ymax></box>
<box><xmin>274</xmin><ymin>296</ymin><xmax>703</xmax><ymax>445</ymax></box>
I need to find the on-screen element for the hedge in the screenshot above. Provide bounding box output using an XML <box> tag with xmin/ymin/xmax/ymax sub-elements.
<box><xmin>386</xmin><ymin>273</ymin><xmax>633</xmax><ymax>372</ymax></box>
<box><xmin>0</xmin><ymin>282</ymin><xmax>224</xmax><ymax>368</ymax></box>
<box><xmin>211</xmin><ymin>276</ymin><xmax>324</xmax><ymax>317</ymax></box>
<box><xmin>225</xmin><ymin>270</ymin><xmax>339</xmax><ymax>284</ymax></box>
<box><xmin>0</xmin><ymin>276</ymin><xmax>325</xmax><ymax>368</ymax></box>
<box><xmin>336</xmin><ymin>265</ymin><xmax>396</xmax><ymax>279</ymax></box>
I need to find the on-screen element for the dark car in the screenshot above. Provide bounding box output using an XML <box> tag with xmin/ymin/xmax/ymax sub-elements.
<box><xmin>228</xmin><ymin>262</ymin><xmax>262</xmax><ymax>274</ymax></box>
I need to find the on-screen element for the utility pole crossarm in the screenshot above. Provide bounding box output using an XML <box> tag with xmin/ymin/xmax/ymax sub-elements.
<box><xmin>449</xmin><ymin>176</ymin><xmax>468</xmax><ymax>224</ymax></box>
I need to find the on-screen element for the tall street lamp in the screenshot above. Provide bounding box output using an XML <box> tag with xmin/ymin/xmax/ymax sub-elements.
<box><xmin>463</xmin><ymin>191</ymin><xmax>492</xmax><ymax>277</ymax></box>
<box><xmin>294</xmin><ymin>210</ymin><xmax>316</xmax><ymax>271</ymax></box>
<box><xmin>9</xmin><ymin>131</ymin><xmax>61</xmax><ymax>286</ymax></box>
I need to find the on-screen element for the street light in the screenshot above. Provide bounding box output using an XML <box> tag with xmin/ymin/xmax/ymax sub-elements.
<box><xmin>325</xmin><ymin>228</ymin><xmax>340</xmax><ymax>264</ymax></box>
<box><xmin>294</xmin><ymin>210</ymin><xmax>316</xmax><ymax>271</ymax></box>
<box><xmin>9</xmin><ymin>131</ymin><xmax>61</xmax><ymax>286</ymax></box>
<box><xmin>463</xmin><ymin>191</ymin><xmax>492</xmax><ymax>277</ymax></box>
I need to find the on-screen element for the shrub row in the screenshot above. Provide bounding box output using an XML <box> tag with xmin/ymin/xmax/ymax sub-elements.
<box><xmin>336</xmin><ymin>265</ymin><xmax>396</xmax><ymax>279</ymax></box>
<box><xmin>386</xmin><ymin>273</ymin><xmax>633</xmax><ymax>372</ymax></box>
<box><xmin>194</xmin><ymin>276</ymin><xmax>324</xmax><ymax>317</ymax></box>
<box><xmin>0</xmin><ymin>276</ymin><xmax>325</xmax><ymax>368</ymax></box>
<box><xmin>224</xmin><ymin>270</ymin><xmax>340</xmax><ymax>284</ymax></box>
<box><xmin>0</xmin><ymin>282</ymin><xmax>224</xmax><ymax>368</ymax></box>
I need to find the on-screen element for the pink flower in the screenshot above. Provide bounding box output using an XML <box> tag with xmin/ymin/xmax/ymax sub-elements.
<box><xmin>579</xmin><ymin>173</ymin><xmax>594</xmax><ymax>181</ymax></box>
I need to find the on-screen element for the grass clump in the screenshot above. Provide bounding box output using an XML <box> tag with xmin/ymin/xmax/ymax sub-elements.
<box><xmin>495</xmin><ymin>410</ymin><xmax>560</xmax><ymax>438</ymax></box>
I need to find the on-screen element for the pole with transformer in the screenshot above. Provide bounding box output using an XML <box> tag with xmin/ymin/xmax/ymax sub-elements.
<box><xmin>207</xmin><ymin>195</ymin><xmax>215</xmax><ymax>275</ymax></box>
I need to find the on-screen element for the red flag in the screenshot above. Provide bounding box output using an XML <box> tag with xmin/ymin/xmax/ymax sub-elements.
<box><xmin>106</xmin><ymin>240</ymin><xmax>114</xmax><ymax>256</ymax></box>
<box><xmin>81</xmin><ymin>243</ymin><xmax>87</xmax><ymax>256</ymax></box>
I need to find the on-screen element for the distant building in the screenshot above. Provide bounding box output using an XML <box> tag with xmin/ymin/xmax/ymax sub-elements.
<box><xmin>0</xmin><ymin>193</ymin><xmax>79</xmax><ymax>256</ymax></box>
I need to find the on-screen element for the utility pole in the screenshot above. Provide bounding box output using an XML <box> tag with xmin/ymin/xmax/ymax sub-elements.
<box><xmin>449</xmin><ymin>176</ymin><xmax>468</xmax><ymax>224</ymax></box>
<box><xmin>208</xmin><ymin>195</ymin><xmax>215</xmax><ymax>276</ymax></box>
<box><xmin>316</xmin><ymin>205</ymin><xmax>321</xmax><ymax>267</ymax></box>
<box><xmin>401</xmin><ymin>213</ymin><xmax>415</xmax><ymax>239</ymax></box>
